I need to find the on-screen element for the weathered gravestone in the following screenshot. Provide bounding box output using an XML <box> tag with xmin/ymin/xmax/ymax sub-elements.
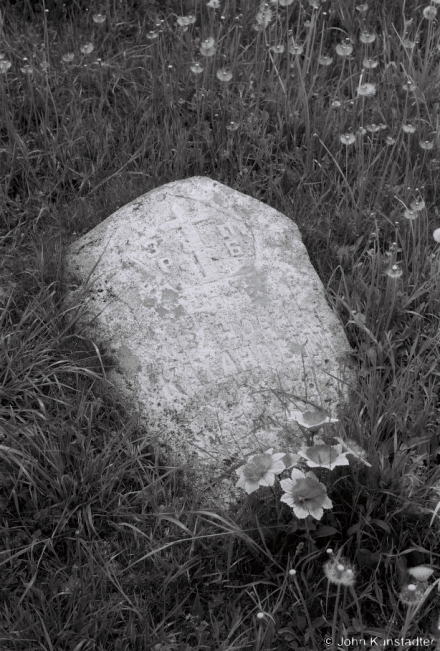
<box><xmin>63</xmin><ymin>177</ymin><xmax>357</xmax><ymax>509</ymax></box>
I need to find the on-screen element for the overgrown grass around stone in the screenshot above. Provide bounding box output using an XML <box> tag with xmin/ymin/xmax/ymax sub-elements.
<box><xmin>1</xmin><ymin>0</ymin><xmax>440</xmax><ymax>649</ymax></box>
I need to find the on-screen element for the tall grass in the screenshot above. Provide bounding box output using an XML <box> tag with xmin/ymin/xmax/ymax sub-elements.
<box><xmin>1</xmin><ymin>0</ymin><xmax>440</xmax><ymax>648</ymax></box>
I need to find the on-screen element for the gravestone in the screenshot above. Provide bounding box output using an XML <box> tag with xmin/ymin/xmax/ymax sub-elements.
<box><xmin>63</xmin><ymin>177</ymin><xmax>357</xmax><ymax>509</ymax></box>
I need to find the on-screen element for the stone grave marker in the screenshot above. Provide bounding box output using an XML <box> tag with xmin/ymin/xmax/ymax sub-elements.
<box><xmin>63</xmin><ymin>177</ymin><xmax>357</xmax><ymax>509</ymax></box>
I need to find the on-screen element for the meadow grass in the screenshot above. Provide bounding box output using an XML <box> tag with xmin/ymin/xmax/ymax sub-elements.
<box><xmin>1</xmin><ymin>0</ymin><xmax>440</xmax><ymax>648</ymax></box>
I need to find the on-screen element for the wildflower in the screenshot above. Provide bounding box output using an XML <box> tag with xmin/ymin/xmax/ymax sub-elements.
<box><xmin>402</xmin><ymin>81</ymin><xmax>417</xmax><ymax>92</ymax></box>
<box><xmin>226</xmin><ymin>121</ymin><xmax>239</xmax><ymax>132</ymax></box>
<box><xmin>331</xmin><ymin>100</ymin><xmax>342</xmax><ymax>108</ymax></box>
<box><xmin>216</xmin><ymin>68</ymin><xmax>233</xmax><ymax>82</ymax></box>
<box><xmin>336</xmin><ymin>42</ymin><xmax>353</xmax><ymax>57</ymax></box>
<box><xmin>80</xmin><ymin>43</ymin><xmax>94</xmax><ymax>55</ymax></box>
<box><xmin>20</xmin><ymin>65</ymin><xmax>34</xmax><ymax>75</ymax></box>
<box><xmin>324</xmin><ymin>557</ymin><xmax>356</xmax><ymax>586</ymax></box>
<box><xmin>399</xmin><ymin>583</ymin><xmax>427</xmax><ymax>606</ymax></box>
<box><xmin>207</xmin><ymin>0</ymin><xmax>221</xmax><ymax>8</ymax></box>
<box><xmin>410</xmin><ymin>197</ymin><xmax>425</xmax><ymax>211</ymax></box>
<box><xmin>0</xmin><ymin>59</ymin><xmax>12</xmax><ymax>73</ymax></box>
<box><xmin>200</xmin><ymin>37</ymin><xmax>216</xmax><ymax>57</ymax></box>
<box><xmin>289</xmin><ymin>42</ymin><xmax>304</xmax><ymax>55</ymax></box>
<box><xmin>386</xmin><ymin>136</ymin><xmax>396</xmax><ymax>145</ymax></box>
<box><xmin>287</xmin><ymin>409</ymin><xmax>339</xmax><ymax>433</ymax></box>
<box><xmin>420</xmin><ymin>140</ymin><xmax>434</xmax><ymax>150</ymax></box>
<box><xmin>340</xmin><ymin>133</ymin><xmax>356</xmax><ymax>145</ymax></box>
<box><xmin>319</xmin><ymin>55</ymin><xmax>333</xmax><ymax>66</ymax></box>
<box><xmin>92</xmin><ymin>13</ymin><xmax>106</xmax><ymax>24</ymax></box>
<box><xmin>362</xmin><ymin>57</ymin><xmax>378</xmax><ymax>69</ymax></box>
<box><xmin>190</xmin><ymin>62</ymin><xmax>204</xmax><ymax>74</ymax></box>
<box><xmin>271</xmin><ymin>44</ymin><xmax>285</xmax><ymax>54</ymax></box>
<box><xmin>334</xmin><ymin>437</ymin><xmax>371</xmax><ymax>467</ymax></box>
<box><xmin>408</xmin><ymin>566</ymin><xmax>434</xmax><ymax>582</ymax></box>
<box><xmin>402</xmin><ymin>124</ymin><xmax>417</xmax><ymax>134</ymax></box>
<box><xmin>280</xmin><ymin>469</ymin><xmax>333</xmax><ymax>520</ymax></box>
<box><xmin>357</xmin><ymin>83</ymin><xmax>376</xmax><ymax>96</ymax></box>
<box><xmin>402</xmin><ymin>39</ymin><xmax>417</xmax><ymax>49</ymax></box>
<box><xmin>367</xmin><ymin>123</ymin><xmax>386</xmax><ymax>133</ymax></box>
<box><xmin>403</xmin><ymin>209</ymin><xmax>418</xmax><ymax>220</ymax></box>
<box><xmin>356</xmin><ymin>4</ymin><xmax>369</xmax><ymax>13</ymax></box>
<box><xmin>433</xmin><ymin>228</ymin><xmax>440</xmax><ymax>243</ymax></box>
<box><xmin>423</xmin><ymin>6</ymin><xmax>437</xmax><ymax>19</ymax></box>
<box><xmin>236</xmin><ymin>448</ymin><xmax>286</xmax><ymax>494</ymax></box>
<box><xmin>177</xmin><ymin>14</ymin><xmax>196</xmax><ymax>27</ymax></box>
<box><xmin>359</xmin><ymin>31</ymin><xmax>376</xmax><ymax>44</ymax></box>
<box><xmin>254</xmin><ymin>3</ymin><xmax>273</xmax><ymax>30</ymax></box>
<box><xmin>385</xmin><ymin>264</ymin><xmax>403</xmax><ymax>279</ymax></box>
<box><xmin>147</xmin><ymin>31</ymin><xmax>158</xmax><ymax>40</ymax></box>
<box><xmin>298</xmin><ymin>443</ymin><xmax>349</xmax><ymax>470</ymax></box>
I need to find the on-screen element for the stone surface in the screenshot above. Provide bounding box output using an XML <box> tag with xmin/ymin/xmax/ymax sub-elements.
<box><xmin>63</xmin><ymin>177</ymin><xmax>357</xmax><ymax>509</ymax></box>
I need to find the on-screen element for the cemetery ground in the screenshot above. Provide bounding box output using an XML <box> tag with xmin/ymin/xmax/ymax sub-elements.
<box><xmin>1</xmin><ymin>0</ymin><xmax>440</xmax><ymax>649</ymax></box>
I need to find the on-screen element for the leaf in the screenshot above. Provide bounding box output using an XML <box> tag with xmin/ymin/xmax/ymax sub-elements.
<box><xmin>347</xmin><ymin>523</ymin><xmax>362</xmax><ymax>536</ymax></box>
<box><xmin>313</xmin><ymin>525</ymin><xmax>339</xmax><ymax>537</ymax></box>
<box><xmin>371</xmin><ymin>519</ymin><xmax>391</xmax><ymax>533</ymax></box>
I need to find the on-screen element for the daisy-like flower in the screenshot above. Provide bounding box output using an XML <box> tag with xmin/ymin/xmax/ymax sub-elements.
<box><xmin>410</xmin><ymin>197</ymin><xmax>425</xmax><ymax>211</ymax></box>
<box><xmin>254</xmin><ymin>3</ymin><xmax>273</xmax><ymax>29</ymax></box>
<box><xmin>319</xmin><ymin>55</ymin><xmax>333</xmax><ymax>66</ymax></box>
<box><xmin>399</xmin><ymin>583</ymin><xmax>427</xmax><ymax>606</ymax></box>
<box><xmin>362</xmin><ymin>57</ymin><xmax>378</xmax><ymax>69</ymax></box>
<box><xmin>433</xmin><ymin>228</ymin><xmax>440</xmax><ymax>243</ymax></box>
<box><xmin>357</xmin><ymin>83</ymin><xmax>376</xmax><ymax>97</ymax></box>
<box><xmin>402</xmin><ymin>124</ymin><xmax>417</xmax><ymax>134</ymax></box>
<box><xmin>420</xmin><ymin>140</ymin><xmax>434</xmax><ymax>150</ymax></box>
<box><xmin>423</xmin><ymin>6</ymin><xmax>438</xmax><ymax>19</ymax></box>
<box><xmin>200</xmin><ymin>37</ymin><xmax>216</xmax><ymax>57</ymax></box>
<box><xmin>0</xmin><ymin>59</ymin><xmax>12</xmax><ymax>72</ymax></box>
<box><xmin>216</xmin><ymin>68</ymin><xmax>232</xmax><ymax>82</ymax></box>
<box><xmin>80</xmin><ymin>43</ymin><xmax>94</xmax><ymax>55</ymax></box>
<box><xmin>287</xmin><ymin>409</ymin><xmax>339</xmax><ymax>433</ymax></box>
<box><xmin>207</xmin><ymin>0</ymin><xmax>221</xmax><ymax>8</ymax></box>
<box><xmin>334</xmin><ymin>437</ymin><xmax>371</xmax><ymax>467</ymax></box>
<box><xmin>403</xmin><ymin>209</ymin><xmax>418</xmax><ymax>220</ymax></box>
<box><xmin>280</xmin><ymin>469</ymin><xmax>333</xmax><ymax>520</ymax></box>
<box><xmin>359</xmin><ymin>31</ymin><xmax>376</xmax><ymax>44</ymax></box>
<box><xmin>324</xmin><ymin>557</ymin><xmax>356</xmax><ymax>586</ymax></box>
<box><xmin>357</xmin><ymin>84</ymin><xmax>376</xmax><ymax>97</ymax></box>
<box><xmin>340</xmin><ymin>133</ymin><xmax>356</xmax><ymax>145</ymax></box>
<box><xmin>236</xmin><ymin>448</ymin><xmax>286</xmax><ymax>494</ymax></box>
<box><xmin>408</xmin><ymin>566</ymin><xmax>435</xmax><ymax>582</ymax></box>
<box><xmin>190</xmin><ymin>62</ymin><xmax>204</xmax><ymax>75</ymax></box>
<box><xmin>403</xmin><ymin>81</ymin><xmax>417</xmax><ymax>92</ymax></box>
<box><xmin>298</xmin><ymin>443</ymin><xmax>349</xmax><ymax>470</ymax></box>
<box><xmin>271</xmin><ymin>44</ymin><xmax>285</xmax><ymax>54</ymax></box>
<box><xmin>336</xmin><ymin>42</ymin><xmax>353</xmax><ymax>57</ymax></box>
<box><xmin>289</xmin><ymin>42</ymin><xmax>304</xmax><ymax>55</ymax></box>
<box><xmin>177</xmin><ymin>14</ymin><xmax>197</xmax><ymax>27</ymax></box>
<box><xmin>92</xmin><ymin>13</ymin><xmax>106</xmax><ymax>24</ymax></box>
<box><xmin>385</xmin><ymin>264</ymin><xmax>403</xmax><ymax>279</ymax></box>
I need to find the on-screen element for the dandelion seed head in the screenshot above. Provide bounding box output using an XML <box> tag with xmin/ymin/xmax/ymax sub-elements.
<box><xmin>423</xmin><ymin>6</ymin><xmax>437</xmax><ymax>19</ymax></box>
<box><xmin>336</xmin><ymin>42</ymin><xmax>354</xmax><ymax>56</ymax></box>
<box><xmin>358</xmin><ymin>83</ymin><xmax>376</xmax><ymax>96</ymax></box>
<box><xmin>359</xmin><ymin>31</ymin><xmax>376</xmax><ymax>44</ymax></box>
